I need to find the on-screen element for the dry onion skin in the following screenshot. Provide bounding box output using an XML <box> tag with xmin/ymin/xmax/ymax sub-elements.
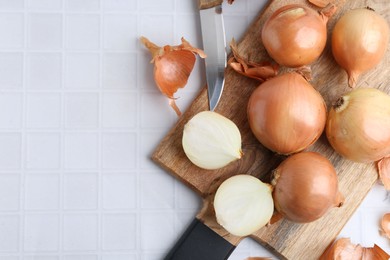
<box><xmin>214</xmin><ymin>175</ymin><xmax>274</xmax><ymax>237</ymax></box>
<box><xmin>247</xmin><ymin>72</ymin><xmax>326</xmax><ymax>155</ymax></box>
<box><xmin>140</xmin><ymin>36</ymin><xmax>206</xmax><ymax>116</ymax></box>
<box><xmin>331</xmin><ymin>8</ymin><xmax>390</xmax><ymax>88</ymax></box>
<box><xmin>320</xmin><ymin>238</ymin><xmax>390</xmax><ymax>260</ymax></box>
<box><xmin>308</xmin><ymin>0</ymin><xmax>333</xmax><ymax>8</ymax></box>
<box><xmin>377</xmin><ymin>157</ymin><xmax>390</xmax><ymax>190</ymax></box>
<box><xmin>261</xmin><ymin>4</ymin><xmax>333</xmax><ymax>67</ymax></box>
<box><xmin>326</xmin><ymin>88</ymin><xmax>390</xmax><ymax>163</ymax></box>
<box><xmin>272</xmin><ymin>152</ymin><xmax>344</xmax><ymax>223</ymax></box>
<box><xmin>380</xmin><ymin>213</ymin><xmax>390</xmax><ymax>240</ymax></box>
<box><xmin>182</xmin><ymin>111</ymin><xmax>242</xmax><ymax>170</ymax></box>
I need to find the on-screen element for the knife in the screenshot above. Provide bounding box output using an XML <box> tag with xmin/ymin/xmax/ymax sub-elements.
<box><xmin>163</xmin><ymin>2</ymin><xmax>233</xmax><ymax>260</ymax></box>
<box><xmin>199</xmin><ymin>0</ymin><xmax>227</xmax><ymax>111</ymax></box>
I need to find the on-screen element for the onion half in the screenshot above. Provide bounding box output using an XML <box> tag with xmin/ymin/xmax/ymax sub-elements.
<box><xmin>214</xmin><ymin>175</ymin><xmax>274</xmax><ymax>237</ymax></box>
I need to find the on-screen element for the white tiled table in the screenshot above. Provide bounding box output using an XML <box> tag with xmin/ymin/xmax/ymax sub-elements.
<box><xmin>0</xmin><ymin>0</ymin><xmax>388</xmax><ymax>259</ymax></box>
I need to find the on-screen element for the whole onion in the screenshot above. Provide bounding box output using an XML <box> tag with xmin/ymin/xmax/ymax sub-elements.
<box><xmin>261</xmin><ymin>4</ymin><xmax>330</xmax><ymax>67</ymax></box>
<box><xmin>247</xmin><ymin>72</ymin><xmax>326</xmax><ymax>155</ymax></box>
<box><xmin>326</xmin><ymin>88</ymin><xmax>390</xmax><ymax>163</ymax></box>
<box><xmin>331</xmin><ymin>8</ymin><xmax>390</xmax><ymax>88</ymax></box>
<box><xmin>272</xmin><ymin>152</ymin><xmax>344</xmax><ymax>223</ymax></box>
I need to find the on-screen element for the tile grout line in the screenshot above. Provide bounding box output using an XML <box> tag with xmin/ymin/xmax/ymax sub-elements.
<box><xmin>135</xmin><ymin>0</ymin><xmax>142</xmax><ymax>259</ymax></box>
<box><xmin>58</xmin><ymin>0</ymin><xmax>66</xmax><ymax>258</ymax></box>
<box><xmin>19</xmin><ymin>0</ymin><xmax>28</xmax><ymax>256</ymax></box>
<box><xmin>97</xmin><ymin>0</ymin><xmax>104</xmax><ymax>258</ymax></box>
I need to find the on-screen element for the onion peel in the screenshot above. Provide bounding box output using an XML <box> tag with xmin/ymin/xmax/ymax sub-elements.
<box><xmin>228</xmin><ymin>38</ymin><xmax>278</xmax><ymax>82</ymax></box>
<box><xmin>377</xmin><ymin>157</ymin><xmax>390</xmax><ymax>190</ymax></box>
<box><xmin>320</xmin><ymin>238</ymin><xmax>390</xmax><ymax>260</ymax></box>
<box><xmin>308</xmin><ymin>0</ymin><xmax>332</xmax><ymax>8</ymax></box>
<box><xmin>380</xmin><ymin>213</ymin><xmax>390</xmax><ymax>240</ymax></box>
<box><xmin>140</xmin><ymin>36</ymin><xmax>206</xmax><ymax>116</ymax></box>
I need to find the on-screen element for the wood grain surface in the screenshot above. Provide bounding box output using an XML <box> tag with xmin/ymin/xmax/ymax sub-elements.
<box><xmin>152</xmin><ymin>0</ymin><xmax>390</xmax><ymax>259</ymax></box>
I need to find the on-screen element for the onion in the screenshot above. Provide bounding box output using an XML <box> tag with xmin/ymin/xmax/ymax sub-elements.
<box><xmin>326</xmin><ymin>88</ymin><xmax>390</xmax><ymax>163</ymax></box>
<box><xmin>380</xmin><ymin>213</ymin><xmax>390</xmax><ymax>240</ymax></box>
<box><xmin>331</xmin><ymin>8</ymin><xmax>390</xmax><ymax>88</ymax></box>
<box><xmin>272</xmin><ymin>152</ymin><xmax>344</xmax><ymax>223</ymax></box>
<box><xmin>261</xmin><ymin>4</ymin><xmax>331</xmax><ymax>67</ymax></box>
<box><xmin>320</xmin><ymin>238</ymin><xmax>390</xmax><ymax>260</ymax></box>
<box><xmin>182</xmin><ymin>111</ymin><xmax>242</xmax><ymax>170</ymax></box>
<box><xmin>214</xmin><ymin>174</ymin><xmax>274</xmax><ymax>237</ymax></box>
<box><xmin>247</xmin><ymin>72</ymin><xmax>326</xmax><ymax>155</ymax></box>
<box><xmin>140</xmin><ymin>36</ymin><xmax>206</xmax><ymax>116</ymax></box>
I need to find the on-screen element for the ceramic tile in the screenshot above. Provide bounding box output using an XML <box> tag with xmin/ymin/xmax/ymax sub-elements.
<box><xmin>0</xmin><ymin>215</ymin><xmax>19</xmax><ymax>252</ymax></box>
<box><xmin>27</xmin><ymin>0</ymin><xmax>62</xmax><ymax>10</ymax></box>
<box><xmin>0</xmin><ymin>53</ymin><xmax>23</xmax><ymax>89</ymax></box>
<box><xmin>102</xmin><ymin>53</ymin><xmax>137</xmax><ymax>89</ymax></box>
<box><xmin>63</xmin><ymin>256</ymin><xmax>97</xmax><ymax>260</ymax></box>
<box><xmin>0</xmin><ymin>175</ymin><xmax>20</xmax><ymax>211</ymax></box>
<box><xmin>140</xmin><ymin>212</ymin><xmax>175</xmax><ymax>251</ymax></box>
<box><xmin>140</xmin><ymin>171</ymin><xmax>174</xmax><ymax>209</ymax></box>
<box><xmin>28</xmin><ymin>14</ymin><xmax>62</xmax><ymax>50</ymax></box>
<box><xmin>63</xmin><ymin>214</ymin><xmax>98</xmax><ymax>251</ymax></box>
<box><xmin>25</xmin><ymin>133</ymin><xmax>61</xmax><ymax>169</ymax></box>
<box><xmin>0</xmin><ymin>133</ymin><xmax>22</xmax><ymax>170</ymax></box>
<box><xmin>101</xmin><ymin>92</ymin><xmax>137</xmax><ymax>128</ymax></box>
<box><xmin>102</xmin><ymin>173</ymin><xmax>136</xmax><ymax>210</ymax></box>
<box><xmin>139</xmin><ymin>0</ymin><xmax>174</xmax><ymax>13</ymax></box>
<box><xmin>0</xmin><ymin>93</ymin><xmax>23</xmax><ymax>129</ymax></box>
<box><xmin>102</xmin><ymin>214</ymin><xmax>137</xmax><ymax>250</ymax></box>
<box><xmin>65</xmin><ymin>93</ymin><xmax>99</xmax><ymax>128</ymax></box>
<box><xmin>23</xmin><ymin>214</ymin><xmax>59</xmax><ymax>251</ymax></box>
<box><xmin>103</xmin><ymin>14</ymin><xmax>137</xmax><ymax>50</ymax></box>
<box><xmin>65</xmin><ymin>0</ymin><xmax>100</xmax><ymax>11</ymax></box>
<box><xmin>27</xmin><ymin>53</ymin><xmax>62</xmax><ymax>90</ymax></box>
<box><xmin>24</xmin><ymin>174</ymin><xmax>60</xmax><ymax>210</ymax></box>
<box><xmin>101</xmin><ymin>133</ymin><xmax>136</xmax><ymax>170</ymax></box>
<box><xmin>64</xmin><ymin>133</ymin><xmax>99</xmax><ymax>170</ymax></box>
<box><xmin>102</xmin><ymin>0</ymin><xmax>136</xmax><ymax>11</ymax></box>
<box><xmin>0</xmin><ymin>0</ymin><xmax>23</xmax><ymax>9</ymax></box>
<box><xmin>65</xmin><ymin>14</ymin><xmax>100</xmax><ymax>50</ymax></box>
<box><xmin>63</xmin><ymin>173</ymin><xmax>98</xmax><ymax>210</ymax></box>
<box><xmin>64</xmin><ymin>53</ymin><xmax>100</xmax><ymax>89</ymax></box>
<box><xmin>0</xmin><ymin>13</ymin><xmax>24</xmax><ymax>49</ymax></box>
<box><xmin>26</xmin><ymin>93</ymin><xmax>62</xmax><ymax>128</ymax></box>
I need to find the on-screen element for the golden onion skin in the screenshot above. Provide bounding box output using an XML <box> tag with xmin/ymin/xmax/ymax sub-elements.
<box><xmin>247</xmin><ymin>72</ymin><xmax>326</xmax><ymax>155</ymax></box>
<box><xmin>272</xmin><ymin>152</ymin><xmax>343</xmax><ymax>223</ymax></box>
<box><xmin>262</xmin><ymin>4</ymin><xmax>328</xmax><ymax>67</ymax></box>
<box><xmin>326</xmin><ymin>88</ymin><xmax>390</xmax><ymax>163</ymax></box>
<box><xmin>331</xmin><ymin>8</ymin><xmax>390</xmax><ymax>88</ymax></box>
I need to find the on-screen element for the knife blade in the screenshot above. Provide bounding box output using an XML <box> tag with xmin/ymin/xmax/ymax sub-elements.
<box><xmin>199</xmin><ymin>0</ymin><xmax>227</xmax><ymax>111</ymax></box>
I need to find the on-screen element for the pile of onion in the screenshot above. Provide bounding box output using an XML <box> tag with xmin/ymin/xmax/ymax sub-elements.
<box><xmin>247</xmin><ymin>72</ymin><xmax>326</xmax><ymax>155</ymax></box>
<box><xmin>326</xmin><ymin>88</ymin><xmax>390</xmax><ymax>163</ymax></box>
<box><xmin>261</xmin><ymin>4</ymin><xmax>333</xmax><ymax>67</ymax></box>
<box><xmin>331</xmin><ymin>7</ymin><xmax>390</xmax><ymax>88</ymax></box>
<box><xmin>271</xmin><ymin>152</ymin><xmax>344</xmax><ymax>223</ymax></box>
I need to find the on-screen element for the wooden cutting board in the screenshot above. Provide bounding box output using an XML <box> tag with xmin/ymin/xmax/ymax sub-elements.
<box><xmin>152</xmin><ymin>0</ymin><xmax>390</xmax><ymax>259</ymax></box>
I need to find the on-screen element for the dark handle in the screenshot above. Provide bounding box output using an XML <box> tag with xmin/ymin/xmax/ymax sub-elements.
<box><xmin>164</xmin><ymin>218</ymin><xmax>236</xmax><ymax>260</ymax></box>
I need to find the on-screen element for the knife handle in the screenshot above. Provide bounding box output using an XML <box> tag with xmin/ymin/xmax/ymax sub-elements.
<box><xmin>164</xmin><ymin>218</ymin><xmax>236</xmax><ymax>260</ymax></box>
<box><xmin>199</xmin><ymin>0</ymin><xmax>223</xmax><ymax>10</ymax></box>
